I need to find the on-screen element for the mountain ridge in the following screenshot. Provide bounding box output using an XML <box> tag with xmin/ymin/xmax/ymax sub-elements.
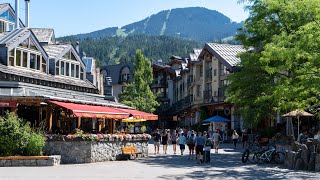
<box><xmin>63</xmin><ymin>7</ymin><xmax>242</xmax><ymax>42</ymax></box>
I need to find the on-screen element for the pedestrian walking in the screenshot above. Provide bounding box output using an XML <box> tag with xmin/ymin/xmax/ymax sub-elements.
<box><xmin>195</xmin><ymin>132</ymin><xmax>205</xmax><ymax>163</ymax></box>
<box><xmin>242</xmin><ymin>129</ymin><xmax>248</xmax><ymax>148</ymax></box>
<box><xmin>186</xmin><ymin>133</ymin><xmax>195</xmax><ymax>159</ymax></box>
<box><xmin>212</xmin><ymin>130</ymin><xmax>221</xmax><ymax>153</ymax></box>
<box><xmin>232</xmin><ymin>130</ymin><xmax>239</xmax><ymax>149</ymax></box>
<box><xmin>171</xmin><ymin>130</ymin><xmax>178</xmax><ymax>154</ymax></box>
<box><xmin>162</xmin><ymin>130</ymin><xmax>169</xmax><ymax>154</ymax></box>
<box><xmin>153</xmin><ymin>129</ymin><xmax>161</xmax><ymax>154</ymax></box>
<box><xmin>177</xmin><ymin>133</ymin><xmax>186</xmax><ymax>155</ymax></box>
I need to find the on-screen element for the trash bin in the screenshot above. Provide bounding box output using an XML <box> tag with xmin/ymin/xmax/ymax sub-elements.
<box><xmin>203</xmin><ymin>146</ymin><xmax>211</xmax><ymax>163</ymax></box>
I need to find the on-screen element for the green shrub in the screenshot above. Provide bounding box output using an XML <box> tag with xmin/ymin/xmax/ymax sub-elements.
<box><xmin>0</xmin><ymin>112</ymin><xmax>45</xmax><ymax>156</ymax></box>
<box><xmin>24</xmin><ymin>132</ymin><xmax>46</xmax><ymax>156</ymax></box>
<box><xmin>140</xmin><ymin>125</ymin><xmax>147</xmax><ymax>133</ymax></box>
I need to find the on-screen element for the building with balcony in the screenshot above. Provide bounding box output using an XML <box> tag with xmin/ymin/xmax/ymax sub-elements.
<box><xmin>197</xmin><ymin>43</ymin><xmax>246</xmax><ymax>130</ymax></box>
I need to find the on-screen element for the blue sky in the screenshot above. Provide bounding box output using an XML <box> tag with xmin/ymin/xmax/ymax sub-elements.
<box><xmin>3</xmin><ymin>0</ymin><xmax>249</xmax><ymax>37</ymax></box>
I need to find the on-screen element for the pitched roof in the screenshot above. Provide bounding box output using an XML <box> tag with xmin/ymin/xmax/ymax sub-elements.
<box><xmin>0</xmin><ymin>28</ymin><xmax>30</xmax><ymax>47</ymax></box>
<box><xmin>0</xmin><ymin>3</ymin><xmax>9</xmax><ymax>10</ymax></box>
<box><xmin>0</xmin><ymin>64</ymin><xmax>96</xmax><ymax>89</ymax></box>
<box><xmin>204</xmin><ymin>43</ymin><xmax>246</xmax><ymax>68</ymax></box>
<box><xmin>100</xmin><ymin>62</ymin><xmax>134</xmax><ymax>85</ymax></box>
<box><xmin>42</xmin><ymin>44</ymin><xmax>69</xmax><ymax>59</ymax></box>
<box><xmin>31</xmin><ymin>28</ymin><xmax>55</xmax><ymax>44</ymax></box>
<box><xmin>189</xmin><ymin>48</ymin><xmax>202</xmax><ymax>62</ymax></box>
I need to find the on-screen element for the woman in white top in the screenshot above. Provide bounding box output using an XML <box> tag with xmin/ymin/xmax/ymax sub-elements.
<box><xmin>314</xmin><ymin>130</ymin><xmax>320</xmax><ymax>140</ymax></box>
<box><xmin>232</xmin><ymin>130</ymin><xmax>239</xmax><ymax>149</ymax></box>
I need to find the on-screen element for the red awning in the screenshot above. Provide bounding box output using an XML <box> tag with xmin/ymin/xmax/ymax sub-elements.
<box><xmin>116</xmin><ymin>108</ymin><xmax>158</xmax><ymax>120</ymax></box>
<box><xmin>49</xmin><ymin>101</ymin><xmax>129</xmax><ymax>119</ymax></box>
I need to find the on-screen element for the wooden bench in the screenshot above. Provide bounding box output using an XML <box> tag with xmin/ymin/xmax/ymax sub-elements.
<box><xmin>122</xmin><ymin>146</ymin><xmax>142</xmax><ymax>159</ymax></box>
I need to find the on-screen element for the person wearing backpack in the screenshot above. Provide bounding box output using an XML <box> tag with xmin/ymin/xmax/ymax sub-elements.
<box><xmin>232</xmin><ymin>130</ymin><xmax>239</xmax><ymax>149</ymax></box>
<box><xmin>187</xmin><ymin>133</ymin><xmax>195</xmax><ymax>160</ymax></box>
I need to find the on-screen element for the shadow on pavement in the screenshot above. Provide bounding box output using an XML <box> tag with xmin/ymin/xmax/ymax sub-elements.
<box><xmin>137</xmin><ymin>143</ymin><xmax>320</xmax><ymax>179</ymax></box>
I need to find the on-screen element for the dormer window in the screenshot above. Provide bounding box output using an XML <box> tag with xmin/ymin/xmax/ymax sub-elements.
<box><xmin>0</xmin><ymin>10</ymin><xmax>15</xmax><ymax>33</ymax></box>
<box><xmin>9</xmin><ymin>37</ymin><xmax>47</xmax><ymax>73</ymax></box>
<box><xmin>120</xmin><ymin>66</ymin><xmax>130</xmax><ymax>82</ymax></box>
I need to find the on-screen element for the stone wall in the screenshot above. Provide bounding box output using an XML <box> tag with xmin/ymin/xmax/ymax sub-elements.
<box><xmin>0</xmin><ymin>155</ymin><xmax>61</xmax><ymax>167</ymax></box>
<box><xmin>45</xmin><ymin>140</ymin><xmax>149</xmax><ymax>164</ymax></box>
<box><xmin>281</xmin><ymin>140</ymin><xmax>320</xmax><ymax>172</ymax></box>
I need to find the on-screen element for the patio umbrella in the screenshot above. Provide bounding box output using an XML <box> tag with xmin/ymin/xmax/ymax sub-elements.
<box><xmin>202</xmin><ymin>115</ymin><xmax>231</xmax><ymax>123</ymax></box>
<box><xmin>282</xmin><ymin>109</ymin><xmax>313</xmax><ymax>137</ymax></box>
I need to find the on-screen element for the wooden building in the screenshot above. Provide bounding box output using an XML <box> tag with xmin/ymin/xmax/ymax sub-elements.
<box><xmin>0</xmin><ymin>2</ymin><xmax>157</xmax><ymax>134</ymax></box>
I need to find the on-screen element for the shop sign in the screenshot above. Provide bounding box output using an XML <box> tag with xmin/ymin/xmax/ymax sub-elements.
<box><xmin>0</xmin><ymin>101</ymin><xmax>17</xmax><ymax>107</ymax></box>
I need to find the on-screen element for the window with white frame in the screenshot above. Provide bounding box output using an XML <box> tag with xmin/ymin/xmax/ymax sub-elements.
<box><xmin>10</xmin><ymin>38</ymin><xmax>46</xmax><ymax>73</ymax></box>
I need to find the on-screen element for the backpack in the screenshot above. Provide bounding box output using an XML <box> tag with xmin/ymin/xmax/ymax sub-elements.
<box><xmin>186</xmin><ymin>137</ymin><xmax>194</xmax><ymax>145</ymax></box>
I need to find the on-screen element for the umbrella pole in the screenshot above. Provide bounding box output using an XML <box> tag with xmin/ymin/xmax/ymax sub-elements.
<box><xmin>297</xmin><ymin>116</ymin><xmax>300</xmax><ymax>137</ymax></box>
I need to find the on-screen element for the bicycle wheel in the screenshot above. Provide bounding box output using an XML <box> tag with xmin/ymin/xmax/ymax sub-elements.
<box><xmin>242</xmin><ymin>149</ymin><xmax>250</xmax><ymax>163</ymax></box>
<box><xmin>274</xmin><ymin>152</ymin><xmax>285</xmax><ymax>164</ymax></box>
<box><xmin>253</xmin><ymin>151</ymin><xmax>265</xmax><ymax>164</ymax></box>
<box><xmin>248</xmin><ymin>151</ymin><xmax>256</xmax><ymax>164</ymax></box>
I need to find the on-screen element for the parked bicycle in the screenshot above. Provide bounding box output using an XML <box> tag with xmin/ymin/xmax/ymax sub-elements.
<box><xmin>252</xmin><ymin>145</ymin><xmax>285</xmax><ymax>164</ymax></box>
<box><xmin>241</xmin><ymin>138</ymin><xmax>275</xmax><ymax>164</ymax></box>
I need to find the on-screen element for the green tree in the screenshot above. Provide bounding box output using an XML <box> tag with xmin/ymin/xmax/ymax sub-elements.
<box><xmin>0</xmin><ymin>112</ymin><xmax>45</xmax><ymax>156</ymax></box>
<box><xmin>119</xmin><ymin>50</ymin><xmax>159</xmax><ymax>113</ymax></box>
<box><xmin>227</xmin><ymin>0</ymin><xmax>320</xmax><ymax>126</ymax></box>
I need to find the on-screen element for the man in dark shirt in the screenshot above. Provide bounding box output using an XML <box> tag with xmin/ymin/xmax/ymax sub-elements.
<box><xmin>153</xmin><ymin>129</ymin><xmax>161</xmax><ymax>154</ymax></box>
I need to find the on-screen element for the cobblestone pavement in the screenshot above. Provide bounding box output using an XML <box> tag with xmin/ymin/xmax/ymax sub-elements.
<box><xmin>0</xmin><ymin>143</ymin><xmax>319</xmax><ymax>180</ymax></box>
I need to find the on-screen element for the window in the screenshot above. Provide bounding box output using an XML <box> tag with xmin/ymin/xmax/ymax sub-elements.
<box><xmin>75</xmin><ymin>65</ymin><xmax>79</xmax><ymax>78</ymax></box>
<box><xmin>71</xmin><ymin>64</ymin><xmax>75</xmax><ymax>77</ymax></box>
<box><xmin>197</xmin><ymin>85</ymin><xmax>201</xmax><ymax>97</ymax></box>
<box><xmin>200</xmin><ymin>66</ymin><xmax>203</xmax><ymax>77</ymax></box>
<box><xmin>66</xmin><ymin>62</ymin><xmax>70</xmax><ymax>76</ymax></box>
<box><xmin>80</xmin><ymin>67</ymin><xmax>84</xmax><ymax>80</ymax></box>
<box><xmin>0</xmin><ymin>11</ymin><xmax>15</xmax><ymax>22</ymax></box>
<box><xmin>60</xmin><ymin>62</ymin><xmax>65</xmax><ymax>75</ymax></box>
<box><xmin>30</xmin><ymin>53</ymin><xmax>36</xmax><ymax>69</ymax></box>
<box><xmin>41</xmin><ymin>57</ymin><xmax>46</xmax><ymax>73</ymax></box>
<box><xmin>36</xmin><ymin>55</ymin><xmax>41</xmax><ymax>70</ymax></box>
<box><xmin>55</xmin><ymin>61</ymin><xmax>59</xmax><ymax>75</ymax></box>
<box><xmin>213</xmin><ymin>69</ymin><xmax>217</xmax><ymax>76</ymax></box>
<box><xmin>9</xmin><ymin>49</ymin><xmax>14</xmax><ymax>66</ymax></box>
<box><xmin>22</xmin><ymin>51</ymin><xmax>28</xmax><ymax>67</ymax></box>
<box><xmin>15</xmin><ymin>50</ymin><xmax>21</xmax><ymax>66</ymax></box>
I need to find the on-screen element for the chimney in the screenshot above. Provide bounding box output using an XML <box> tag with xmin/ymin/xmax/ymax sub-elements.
<box><xmin>15</xmin><ymin>0</ymin><xmax>20</xmax><ymax>29</ymax></box>
<box><xmin>76</xmin><ymin>41</ymin><xmax>80</xmax><ymax>54</ymax></box>
<box><xmin>25</xmin><ymin>0</ymin><xmax>30</xmax><ymax>27</ymax></box>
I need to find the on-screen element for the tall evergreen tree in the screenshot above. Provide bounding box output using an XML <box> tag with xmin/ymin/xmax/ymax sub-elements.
<box><xmin>227</xmin><ymin>0</ymin><xmax>320</xmax><ymax>126</ymax></box>
<box><xmin>119</xmin><ymin>50</ymin><xmax>159</xmax><ymax>113</ymax></box>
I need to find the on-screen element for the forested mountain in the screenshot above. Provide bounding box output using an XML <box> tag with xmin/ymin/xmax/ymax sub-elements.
<box><xmin>63</xmin><ymin>7</ymin><xmax>242</xmax><ymax>42</ymax></box>
<box><xmin>59</xmin><ymin>34</ymin><xmax>202</xmax><ymax>65</ymax></box>
<box><xmin>59</xmin><ymin>7</ymin><xmax>241</xmax><ymax>65</ymax></box>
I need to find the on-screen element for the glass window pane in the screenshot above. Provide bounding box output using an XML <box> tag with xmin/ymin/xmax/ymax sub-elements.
<box><xmin>80</xmin><ymin>68</ymin><xmax>84</xmax><ymax>80</ymax></box>
<box><xmin>66</xmin><ymin>62</ymin><xmax>70</xmax><ymax>76</ymax></box>
<box><xmin>71</xmin><ymin>52</ymin><xmax>76</xmax><ymax>61</ymax></box>
<box><xmin>61</xmin><ymin>62</ymin><xmax>65</xmax><ymax>75</ymax></box>
<box><xmin>16</xmin><ymin>50</ymin><xmax>21</xmax><ymax>66</ymax></box>
<box><xmin>76</xmin><ymin>65</ymin><xmax>79</xmax><ymax>78</ymax></box>
<box><xmin>22</xmin><ymin>51</ymin><xmax>27</xmax><ymax>67</ymax></box>
<box><xmin>30</xmin><ymin>53</ymin><xmax>36</xmax><ymax>69</ymax></box>
<box><xmin>71</xmin><ymin>64</ymin><xmax>75</xmax><ymax>77</ymax></box>
<box><xmin>36</xmin><ymin>55</ymin><xmax>41</xmax><ymax>70</ymax></box>
<box><xmin>42</xmin><ymin>57</ymin><xmax>46</xmax><ymax>73</ymax></box>
<box><xmin>9</xmin><ymin>49</ymin><xmax>14</xmax><ymax>66</ymax></box>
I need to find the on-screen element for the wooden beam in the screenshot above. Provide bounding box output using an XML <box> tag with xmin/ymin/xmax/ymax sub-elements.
<box><xmin>47</xmin><ymin>106</ymin><xmax>52</xmax><ymax>132</ymax></box>
<box><xmin>77</xmin><ymin>117</ymin><xmax>81</xmax><ymax>129</ymax></box>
